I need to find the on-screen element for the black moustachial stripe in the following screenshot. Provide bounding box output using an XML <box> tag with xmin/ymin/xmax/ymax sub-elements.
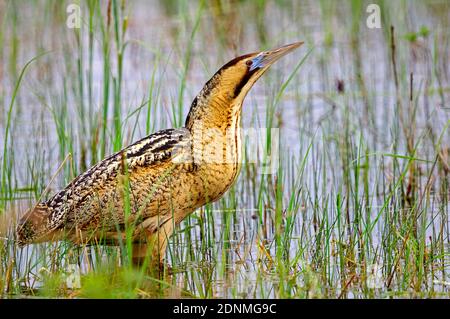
<box><xmin>233</xmin><ymin>68</ymin><xmax>258</xmax><ymax>97</ymax></box>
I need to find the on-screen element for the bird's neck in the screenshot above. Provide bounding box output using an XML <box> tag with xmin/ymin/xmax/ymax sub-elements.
<box><xmin>185</xmin><ymin>72</ymin><xmax>245</xmax><ymax>129</ymax></box>
<box><xmin>185</xmin><ymin>80</ymin><xmax>244</xmax><ymax>165</ymax></box>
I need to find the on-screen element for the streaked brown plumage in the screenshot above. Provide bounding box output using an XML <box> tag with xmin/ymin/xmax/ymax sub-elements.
<box><xmin>16</xmin><ymin>42</ymin><xmax>303</xmax><ymax>267</ymax></box>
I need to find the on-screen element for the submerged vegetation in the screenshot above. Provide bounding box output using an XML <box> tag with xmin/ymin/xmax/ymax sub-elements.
<box><xmin>0</xmin><ymin>0</ymin><xmax>449</xmax><ymax>298</ymax></box>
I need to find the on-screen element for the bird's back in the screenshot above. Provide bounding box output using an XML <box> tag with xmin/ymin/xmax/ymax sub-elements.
<box><xmin>16</xmin><ymin>128</ymin><xmax>193</xmax><ymax>245</ymax></box>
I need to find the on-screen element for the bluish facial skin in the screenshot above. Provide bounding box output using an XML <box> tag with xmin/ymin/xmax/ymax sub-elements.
<box><xmin>249</xmin><ymin>54</ymin><xmax>266</xmax><ymax>71</ymax></box>
<box><xmin>248</xmin><ymin>42</ymin><xmax>303</xmax><ymax>72</ymax></box>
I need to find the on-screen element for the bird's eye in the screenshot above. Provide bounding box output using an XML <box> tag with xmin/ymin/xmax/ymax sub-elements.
<box><xmin>246</xmin><ymin>60</ymin><xmax>253</xmax><ymax>67</ymax></box>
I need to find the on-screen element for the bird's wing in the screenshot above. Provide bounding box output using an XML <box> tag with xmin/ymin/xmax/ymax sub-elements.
<box><xmin>44</xmin><ymin>128</ymin><xmax>192</xmax><ymax>232</ymax></box>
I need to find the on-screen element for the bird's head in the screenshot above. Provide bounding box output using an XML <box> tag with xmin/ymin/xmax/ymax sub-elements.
<box><xmin>219</xmin><ymin>41</ymin><xmax>304</xmax><ymax>100</ymax></box>
<box><xmin>16</xmin><ymin>205</ymin><xmax>60</xmax><ymax>247</ymax></box>
<box><xmin>185</xmin><ymin>42</ymin><xmax>303</xmax><ymax>129</ymax></box>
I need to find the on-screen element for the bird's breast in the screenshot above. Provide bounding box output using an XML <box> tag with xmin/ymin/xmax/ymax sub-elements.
<box><xmin>188</xmin><ymin>124</ymin><xmax>242</xmax><ymax>203</ymax></box>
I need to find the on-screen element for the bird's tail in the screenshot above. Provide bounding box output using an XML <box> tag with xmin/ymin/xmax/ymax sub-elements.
<box><xmin>16</xmin><ymin>204</ymin><xmax>52</xmax><ymax>247</ymax></box>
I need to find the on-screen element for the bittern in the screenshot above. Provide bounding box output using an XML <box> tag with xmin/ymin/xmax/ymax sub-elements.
<box><xmin>16</xmin><ymin>42</ymin><xmax>303</xmax><ymax>267</ymax></box>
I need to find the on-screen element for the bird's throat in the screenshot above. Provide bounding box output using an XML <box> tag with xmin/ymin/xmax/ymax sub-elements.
<box><xmin>188</xmin><ymin>97</ymin><xmax>243</xmax><ymax>167</ymax></box>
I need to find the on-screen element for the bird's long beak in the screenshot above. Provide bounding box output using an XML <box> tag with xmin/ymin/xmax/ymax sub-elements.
<box><xmin>249</xmin><ymin>41</ymin><xmax>304</xmax><ymax>71</ymax></box>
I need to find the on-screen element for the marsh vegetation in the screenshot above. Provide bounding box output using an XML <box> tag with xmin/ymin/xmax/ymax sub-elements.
<box><xmin>0</xmin><ymin>0</ymin><xmax>449</xmax><ymax>298</ymax></box>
